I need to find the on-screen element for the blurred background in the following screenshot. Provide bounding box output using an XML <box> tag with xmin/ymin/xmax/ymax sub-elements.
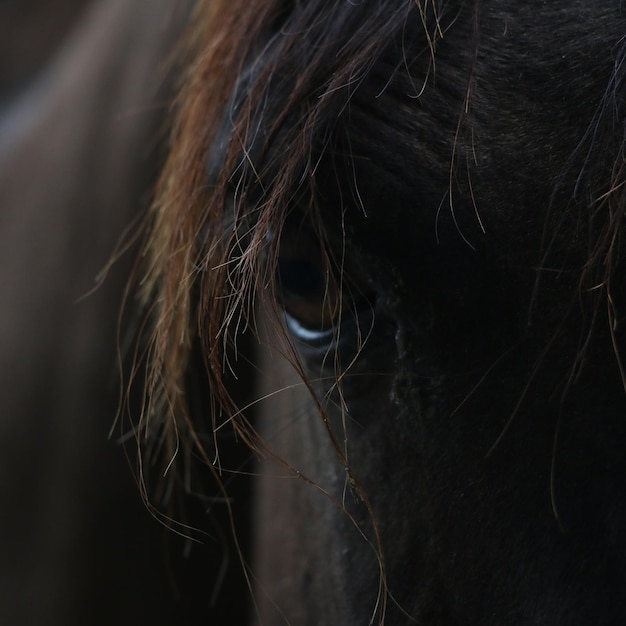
<box><xmin>0</xmin><ymin>1</ymin><xmax>250</xmax><ymax>623</ymax></box>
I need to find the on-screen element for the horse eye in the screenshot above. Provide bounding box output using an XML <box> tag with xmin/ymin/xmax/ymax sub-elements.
<box><xmin>275</xmin><ymin>253</ymin><xmax>341</xmax><ymax>335</ymax></box>
<box><xmin>275</xmin><ymin>228</ymin><xmax>341</xmax><ymax>337</ymax></box>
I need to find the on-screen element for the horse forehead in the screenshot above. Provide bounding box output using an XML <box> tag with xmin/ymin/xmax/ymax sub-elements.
<box><xmin>331</xmin><ymin>4</ymin><xmax>624</xmax><ymax>254</ymax></box>
<box><xmin>345</xmin><ymin>5</ymin><xmax>620</xmax><ymax>169</ymax></box>
<box><xmin>210</xmin><ymin>2</ymin><xmax>625</xmax><ymax>246</ymax></box>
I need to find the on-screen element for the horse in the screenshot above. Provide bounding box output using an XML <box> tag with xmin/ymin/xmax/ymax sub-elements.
<box><xmin>141</xmin><ymin>0</ymin><xmax>626</xmax><ymax>624</ymax></box>
<box><xmin>5</xmin><ymin>0</ymin><xmax>626</xmax><ymax>624</ymax></box>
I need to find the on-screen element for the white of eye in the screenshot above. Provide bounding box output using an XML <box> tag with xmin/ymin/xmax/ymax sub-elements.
<box><xmin>284</xmin><ymin>312</ymin><xmax>336</xmax><ymax>343</ymax></box>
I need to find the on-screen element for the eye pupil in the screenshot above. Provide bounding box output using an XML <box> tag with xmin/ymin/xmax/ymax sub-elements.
<box><xmin>276</xmin><ymin>257</ymin><xmax>325</xmax><ymax>298</ymax></box>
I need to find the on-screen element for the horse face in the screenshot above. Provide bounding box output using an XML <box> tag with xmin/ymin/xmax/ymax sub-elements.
<box><xmin>168</xmin><ymin>1</ymin><xmax>626</xmax><ymax>623</ymax></box>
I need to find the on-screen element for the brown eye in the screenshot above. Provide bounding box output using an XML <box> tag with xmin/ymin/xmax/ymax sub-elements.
<box><xmin>275</xmin><ymin>226</ymin><xmax>341</xmax><ymax>334</ymax></box>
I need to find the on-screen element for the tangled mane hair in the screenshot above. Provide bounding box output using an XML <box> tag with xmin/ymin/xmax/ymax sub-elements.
<box><xmin>135</xmin><ymin>0</ymin><xmax>626</xmax><ymax>618</ymax></box>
